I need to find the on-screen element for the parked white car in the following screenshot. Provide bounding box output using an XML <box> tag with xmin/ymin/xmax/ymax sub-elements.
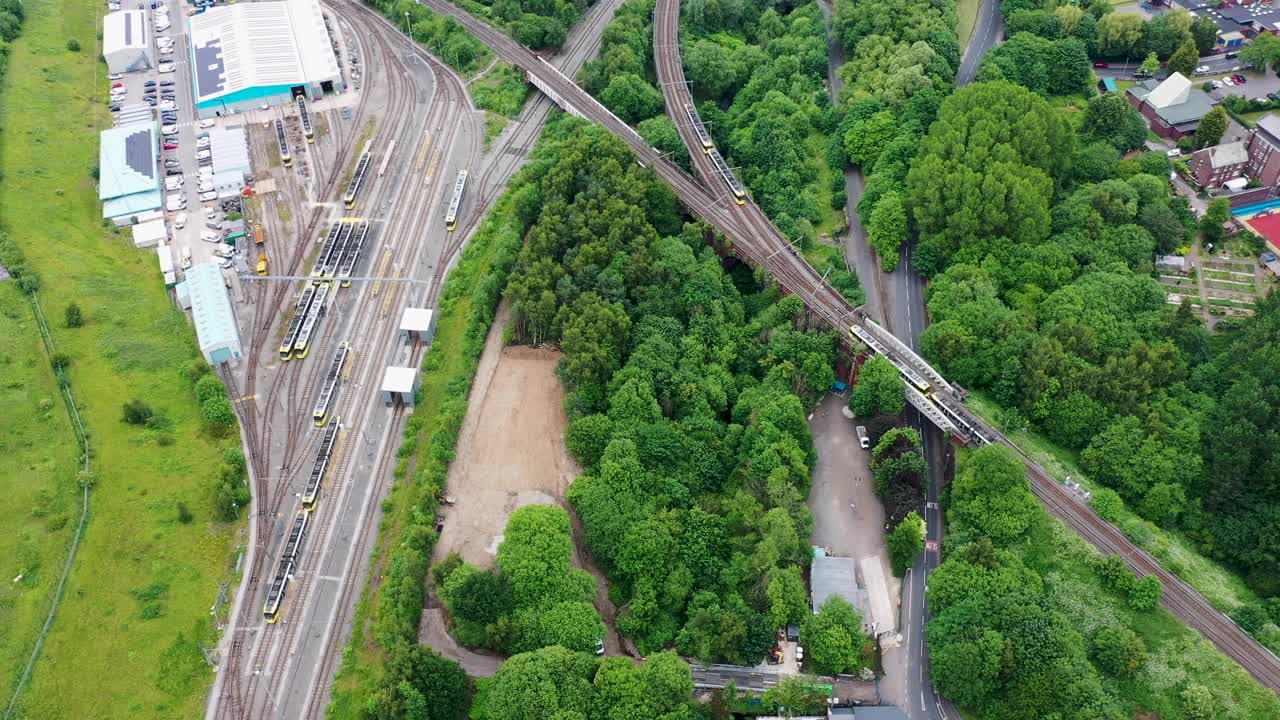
<box><xmin>173</xmin><ymin>212</ymin><xmax>188</xmax><ymax>229</ymax></box>
<box><xmin>196</xmin><ymin>137</ymin><xmax>210</xmax><ymax>149</ymax></box>
<box><xmin>1224</xmin><ymin>77</ymin><xmax>1236</xmax><ymax>86</ymax></box>
<box><xmin>108</xmin><ymin>73</ymin><xmax>123</xmax><ymax>80</ymax></box>
<box><xmin>159</xmin><ymin>47</ymin><xmax>175</xmax><ymax>55</ymax></box>
<box><xmin>1195</xmin><ymin>65</ymin><xmax>1209</xmax><ymax>74</ymax></box>
<box><xmin>160</xmin><ymin>100</ymin><xmax>177</xmax><ymax>111</ymax></box>
<box><xmin>198</xmin><ymin>181</ymin><xmax>214</xmax><ymax>193</ymax></box>
<box><xmin>159</xmin><ymin>63</ymin><xmax>176</xmax><ymax>73</ymax></box>
<box><xmin>196</xmin><ymin>149</ymin><xmax>211</xmax><ymax>160</ymax></box>
<box><xmin>200</xmin><ymin>190</ymin><xmax>218</xmax><ymax>202</ymax></box>
<box><xmin>200</xmin><ymin>230</ymin><xmax>223</xmax><ymax>243</ymax></box>
<box><xmin>204</xmin><ymin>205</ymin><xmax>219</xmax><ymax>219</ymax></box>
<box><xmin>164</xmin><ymin>176</ymin><xmax>184</xmax><ymax>190</ymax></box>
<box><xmin>198</xmin><ymin>118</ymin><xmax>216</xmax><ymax>129</ymax></box>
<box><xmin>161</xmin><ymin>124</ymin><xmax>177</xmax><ymax>134</ymax></box>
<box><xmin>157</xmin><ymin>36</ymin><xmax>174</xmax><ymax>47</ymax></box>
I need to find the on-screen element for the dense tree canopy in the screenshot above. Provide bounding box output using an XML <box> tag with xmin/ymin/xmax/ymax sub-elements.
<box><xmin>501</xmin><ymin>120</ymin><xmax>833</xmax><ymax>664</ymax></box>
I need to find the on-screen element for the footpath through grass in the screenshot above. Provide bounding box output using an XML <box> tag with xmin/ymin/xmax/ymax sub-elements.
<box><xmin>0</xmin><ymin>0</ymin><xmax>243</xmax><ymax>716</ymax></box>
<box><xmin>0</xmin><ymin>285</ymin><xmax>79</xmax><ymax>710</ymax></box>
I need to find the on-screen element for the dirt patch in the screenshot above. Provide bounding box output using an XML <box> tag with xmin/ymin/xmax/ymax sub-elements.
<box><xmin>433</xmin><ymin>302</ymin><xmax>578</xmax><ymax>567</ymax></box>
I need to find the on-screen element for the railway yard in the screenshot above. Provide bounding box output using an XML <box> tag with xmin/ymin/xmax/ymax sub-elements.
<box><xmin>44</xmin><ymin>0</ymin><xmax>1278</xmax><ymax>715</ymax></box>
<box><xmin>206</xmin><ymin>2</ymin><xmax>483</xmax><ymax>717</ymax></box>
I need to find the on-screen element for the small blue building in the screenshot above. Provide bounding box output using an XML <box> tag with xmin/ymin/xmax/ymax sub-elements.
<box><xmin>185</xmin><ymin>263</ymin><xmax>242</xmax><ymax>365</ymax></box>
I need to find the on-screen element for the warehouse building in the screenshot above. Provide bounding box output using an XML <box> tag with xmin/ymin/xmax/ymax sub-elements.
<box><xmin>100</xmin><ymin>121</ymin><xmax>161</xmax><ymax>225</ymax></box>
<box><xmin>103</xmin><ymin>10</ymin><xmax>154</xmax><ymax>74</ymax></box>
<box><xmin>205</xmin><ymin>125</ymin><xmax>252</xmax><ymax>178</ymax></box>
<box><xmin>185</xmin><ymin>263</ymin><xmax>242</xmax><ymax>365</ymax></box>
<box><xmin>188</xmin><ymin>0</ymin><xmax>343</xmax><ymax>118</ymax></box>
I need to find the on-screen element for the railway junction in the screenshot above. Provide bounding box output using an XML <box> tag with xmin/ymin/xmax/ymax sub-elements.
<box><xmin>416</xmin><ymin>0</ymin><xmax>1280</xmax><ymax>695</ymax></box>
<box><xmin>196</xmin><ymin>0</ymin><xmax>1280</xmax><ymax>719</ymax></box>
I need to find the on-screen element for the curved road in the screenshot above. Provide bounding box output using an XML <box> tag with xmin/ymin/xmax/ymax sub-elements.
<box><xmin>418</xmin><ymin>0</ymin><xmax>1280</xmax><ymax>696</ymax></box>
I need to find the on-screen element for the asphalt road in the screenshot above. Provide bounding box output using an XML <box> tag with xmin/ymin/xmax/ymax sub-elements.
<box><xmin>956</xmin><ymin>0</ymin><xmax>1003</xmax><ymax>86</ymax></box>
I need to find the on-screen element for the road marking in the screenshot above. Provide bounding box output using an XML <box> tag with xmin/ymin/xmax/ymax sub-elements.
<box><xmin>926</xmin><ymin>540</ymin><xmax>939</xmax><ymax>552</ymax></box>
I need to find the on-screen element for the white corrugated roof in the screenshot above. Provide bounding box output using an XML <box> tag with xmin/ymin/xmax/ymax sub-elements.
<box><xmin>1146</xmin><ymin>73</ymin><xmax>1192</xmax><ymax>109</ymax></box>
<box><xmin>104</xmin><ymin>10</ymin><xmax>149</xmax><ymax>52</ymax></box>
<box><xmin>188</xmin><ymin>0</ymin><xmax>339</xmax><ymax>104</ymax></box>
<box><xmin>187</xmin><ymin>263</ymin><xmax>241</xmax><ymax>360</ymax></box>
<box><xmin>381</xmin><ymin>366</ymin><xmax>418</xmax><ymax>394</ymax></box>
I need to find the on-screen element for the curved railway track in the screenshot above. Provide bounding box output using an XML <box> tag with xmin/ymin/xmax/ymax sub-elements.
<box><xmin>409</xmin><ymin>0</ymin><xmax>1280</xmax><ymax>693</ymax></box>
<box><xmin>221</xmin><ymin>3</ymin><xmax>482</xmax><ymax>716</ymax></box>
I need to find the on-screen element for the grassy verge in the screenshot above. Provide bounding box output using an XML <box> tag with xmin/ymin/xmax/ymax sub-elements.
<box><xmin>325</xmin><ymin>113</ymin><xmax>543</xmax><ymax>719</ymax></box>
<box><xmin>470</xmin><ymin>63</ymin><xmax>530</xmax><ymax>118</ymax></box>
<box><xmin>0</xmin><ymin>284</ymin><xmax>79</xmax><ymax>708</ymax></box>
<box><xmin>956</xmin><ymin>0</ymin><xmax>982</xmax><ymax>47</ymax></box>
<box><xmin>1017</xmin><ymin>497</ymin><xmax>1280</xmax><ymax>719</ymax></box>
<box><xmin>0</xmin><ymin>0</ymin><xmax>243</xmax><ymax>715</ymax></box>
<box><xmin>965</xmin><ymin>392</ymin><xmax>1261</xmax><ymax>613</ymax></box>
<box><xmin>483</xmin><ymin>113</ymin><xmax>509</xmax><ymax>146</ymax></box>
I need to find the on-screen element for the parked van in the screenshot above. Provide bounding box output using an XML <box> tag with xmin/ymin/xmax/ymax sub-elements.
<box><xmin>855</xmin><ymin>426</ymin><xmax>870</xmax><ymax>449</ymax></box>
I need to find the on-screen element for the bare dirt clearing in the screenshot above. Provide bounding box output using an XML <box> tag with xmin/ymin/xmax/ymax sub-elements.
<box><xmin>432</xmin><ymin>303</ymin><xmax>577</xmax><ymax>566</ymax></box>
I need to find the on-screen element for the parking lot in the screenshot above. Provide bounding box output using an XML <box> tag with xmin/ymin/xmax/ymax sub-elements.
<box><xmin>108</xmin><ymin>0</ymin><xmax>250</xmax><ymax>275</ymax></box>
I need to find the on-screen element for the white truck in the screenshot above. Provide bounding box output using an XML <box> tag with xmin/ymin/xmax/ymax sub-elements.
<box><xmin>855</xmin><ymin>425</ymin><xmax>870</xmax><ymax>450</ymax></box>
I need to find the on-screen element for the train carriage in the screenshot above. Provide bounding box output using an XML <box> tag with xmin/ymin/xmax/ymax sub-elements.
<box><xmin>343</xmin><ymin>151</ymin><xmax>372</xmax><ymax>210</ymax></box>
<box><xmin>445</xmin><ymin>170</ymin><xmax>467</xmax><ymax>231</ymax></box>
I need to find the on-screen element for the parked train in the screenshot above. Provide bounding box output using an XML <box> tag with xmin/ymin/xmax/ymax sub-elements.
<box><xmin>312</xmin><ymin>343</ymin><xmax>349</xmax><ymax>427</ymax></box>
<box><xmin>445</xmin><ymin>170</ymin><xmax>467</xmax><ymax>231</ymax></box>
<box><xmin>263</xmin><ymin>511</ymin><xmax>309</xmax><ymax>622</ymax></box>
<box><xmin>297</xmin><ymin>95</ymin><xmax>314</xmax><ymax>142</ymax></box>
<box><xmin>343</xmin><ymin>150</ymin><xmax>372</xmax><ymax>210</ymax></box>
<box><xmin>276</xmin><ymin>118</ymin><xmax>291</xmax><ymax>168</ymax></box>
<box><xmin>301</xmin><ymin>420</ymin><xmax>340</xmax><ymax>510</ymax></box>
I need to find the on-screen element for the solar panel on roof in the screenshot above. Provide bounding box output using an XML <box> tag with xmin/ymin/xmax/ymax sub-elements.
<box><xmin>194</xmin><ymin>40</ymin><xmax>226</xmax><ymax>97</ymax></box>
<box><xmin>125</xmin><ymin>128</ymin><xmax>154</xmax><ymax>179</ymax></box>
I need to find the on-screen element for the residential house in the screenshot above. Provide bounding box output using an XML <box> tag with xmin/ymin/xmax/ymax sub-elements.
<box><xmin>1126</xmin><ymin>73</ymin><xmax>1216</xmax><ymax>139</ymax></box>
<box><xmin>1244</xmin><ymin>114</ymin><xmax>1280</xmax><ymax>190</ymax></box>
<box><xmin>1189</xmin><ymin>141</ymin><xmax>1249</xmax><ymax>186</ymax></box>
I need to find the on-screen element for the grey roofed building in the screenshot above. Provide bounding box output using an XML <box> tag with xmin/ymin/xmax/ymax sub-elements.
<box><xmin>852</xmin><ymin>708</ymin><xmax>910</xmax><ymax>720</ymax></box>
<box><xmin>811</xmin><ymin>554</ymin><xmax>872</xmax><ymax>634</ymax></box>
<box><xmin>1126</xmin><ymin>73</ymin><xmax>1216</xmax><ymax>138</ymax></box>
<box><xmin>1256</xmin><ymin>113</ymin><xmax>1280</xmax><ymax>148</ymax></box>
<box><xmin>1207</xmin><ymin>141</ymin><xmax>1248</xmax><ymax>169</ymax></box>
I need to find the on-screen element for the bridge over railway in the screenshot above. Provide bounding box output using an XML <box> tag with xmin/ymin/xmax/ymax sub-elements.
<box><xmin>415</xmin><ymin>0</ymin><xmax>1280</xmax><ymax>692</ymax></box>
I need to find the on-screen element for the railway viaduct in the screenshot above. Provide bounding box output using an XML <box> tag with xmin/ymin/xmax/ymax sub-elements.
<box><xmin>416</xmin><ymin>0</ymin><xmax>1280</xmax><ymax>693</ymax></box>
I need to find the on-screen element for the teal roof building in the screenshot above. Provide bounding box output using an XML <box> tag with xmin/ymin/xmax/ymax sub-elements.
<box><xmin>186</xmin><ymin>262</ymin><xmax>242</xmax><ymax>365</ymax></box>
<box><xmin>99</xmin><ymin>121</ymin><xmax>161</xmax><ymax>222</ymax></box>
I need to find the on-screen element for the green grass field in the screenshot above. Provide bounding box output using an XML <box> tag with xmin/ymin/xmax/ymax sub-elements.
<box><xmin>0</xmin><ymin>0</ymin><xmax>243</xmax><ymax>715</ymax></box>
<box><xmin>957</xmin><ymin>0</ymin><xmax>982</xmax><ymax>48</ymax></box>
<box><xmin>0</xmin><ymin>285</ymin><xmax>80</xmax><ymax>711</ymax></box>
<box><xmin>965</xmin><ymin>392</ymin><xmax>1261</xmax><ymax>613</ymax></box>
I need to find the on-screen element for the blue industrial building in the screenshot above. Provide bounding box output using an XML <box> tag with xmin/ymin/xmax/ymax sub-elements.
<box><xmin>184</xmin><ymin>262</ymin><xmax>242</xmax><ymax>365</ymax></box>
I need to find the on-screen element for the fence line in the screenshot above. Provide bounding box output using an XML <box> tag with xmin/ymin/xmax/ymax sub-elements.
<box><xmin>4</xmin><ymin>292</ymin><xmax>92</xmax><ymax>720</ymax></box>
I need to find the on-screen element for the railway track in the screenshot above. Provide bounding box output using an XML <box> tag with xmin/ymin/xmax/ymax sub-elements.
<box><xmin>215</xmin><ymin>13</ymin><xmax>394</xmax><ymax>720</ymax></box>
<box><xmin>407</xmin><ymin>0</ymin><xmax>1280</xmax><ymax>693</ymax></box>
<box><xmin>221</xmin><ymin>4</ymin><xmax>479</xmax><ymax>716</ymax></box>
